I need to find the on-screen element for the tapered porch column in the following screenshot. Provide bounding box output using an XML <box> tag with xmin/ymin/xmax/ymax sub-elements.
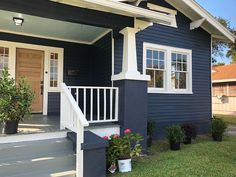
<box><xmin>112</xmin><ymin>27</ymin><xmax>150</xmax><ymax>81</ymax></box>
<box><xmin>112</xmin><ymin>26</ymin><xmax>150</xmax><ymax>149</ymax></box>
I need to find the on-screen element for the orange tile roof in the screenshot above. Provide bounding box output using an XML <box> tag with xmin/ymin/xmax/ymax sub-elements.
<box><xmin>212</xmin><ymin>64</ymin><xmax>236</xmax><ymax>81</ymax></box>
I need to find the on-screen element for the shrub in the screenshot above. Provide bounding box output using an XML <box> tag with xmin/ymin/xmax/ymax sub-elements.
<box><xmin>166</xmin><ymin>125</ymin><xmax>185</xmax><ymax>143</ymax></box>
<box><xmin>211</xmin><ymin>117</ymin><xmax>227</xmax><ymax>141</ymax></box>
<box><xmin>181</xmin><ymin>123</ymin><xmax>197</xmax><ymax>139</ymax></box>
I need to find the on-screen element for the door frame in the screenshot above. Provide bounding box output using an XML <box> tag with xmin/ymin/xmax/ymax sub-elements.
<box><xmin>0</xmin><ymin>40</ymin><xmax>64</xmax><ymax>115</ymax></box>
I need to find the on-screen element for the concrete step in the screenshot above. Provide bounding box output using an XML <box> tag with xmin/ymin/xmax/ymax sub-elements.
<box><xmin>0</xmin><ymin>138</ymin><xmax>75</xmax><ymax>177</ymax></box>
<box><xmin>0</xmin><ymin>138</ymin><xmax>72</xmax><ymax>160</ymax></box>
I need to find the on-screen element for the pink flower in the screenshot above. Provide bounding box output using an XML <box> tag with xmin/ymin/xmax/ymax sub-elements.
<box><xmin>113</xmin><ymin>134</ymin><xmax>119</xmax><ymax>139</ymax></box>
<box><xmin>103</xmin><ymin>136</ymin><xmax>109</xmax><ymax>140</ymax></box>
<box><xmin>124</xmin><ymin>129</ymin><xmax>131</xmax><ymax>134</ymax></box>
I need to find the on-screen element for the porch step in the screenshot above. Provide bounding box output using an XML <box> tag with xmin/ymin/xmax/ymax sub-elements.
<box><xmin>0</xmin><ymin>138</ymin><xmax>75</xmax><ymax>177</ymax></box>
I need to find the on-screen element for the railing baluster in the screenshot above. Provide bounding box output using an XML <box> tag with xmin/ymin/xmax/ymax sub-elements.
<box><xmin>115</xmin><ymin>88</ymin><xmax>119</xmax><ymax>120</ymax></box>
<box><xmin>97</xmin><ymin>89</ymin><xmax>100</xmax><ymax>121</ymax></box>
<box><xmin>104</xmin><ymin>89</ymin><xmax>106</xmax><ymax>120</ymax></box>
<box><xmin>110</xmin><ymin>89</ymin><xmax>113</xmax><ymax>120</ymax></box>
<box><xmin>76</xmin><ymin>88</ymin><xmax>79</xmax><ymax>104</ymax></box>
<box><xmin>84</xmin><ymin>89</ymin><xmax>86</xmax><ymax>118</ymax></box>
<box><xmin>90</xmin><ymin>88</ymin><xmax>93</xmax><ymax>121</ymax></box>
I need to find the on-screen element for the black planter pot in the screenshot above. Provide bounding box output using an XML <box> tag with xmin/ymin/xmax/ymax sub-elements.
<box><xmin>147</xmin><ymin>135</ymin><xmax>153</xmax><ymax>148</ymax></box>
<box><xmin>3</xmin><ymin>120</ymin><xmax>19</xmax><ymax>134</ymax></box>
<box><xmin>212</xmin><ymin>134</ymin><xmax>223</xmax><ymax>141</ymax></box>
<box><xmin>183</xmin><ymin>136</ymin><xmax>192</xmax><ymax>144</ymax></box>
<box><xmin>170</xmin><ymin>142</ymin><xmax>181</xmax><ymax>151</ymax></box>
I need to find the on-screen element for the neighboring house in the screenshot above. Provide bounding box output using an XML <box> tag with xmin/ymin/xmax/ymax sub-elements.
<box><xmin>0</xmin><ymin>0</ymin><xmax>235</xmax><ymax>177</ymax></box>
<box><xmin>212</xmin><ymin>64</ymin><xmax>236</xmax><ymax>115</ymax></box>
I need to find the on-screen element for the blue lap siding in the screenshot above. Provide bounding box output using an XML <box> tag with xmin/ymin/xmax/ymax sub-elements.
<box><xmin>114</xmin><ymin>0</ymin><xmax>212</xmax><ymax>137</ymax></box>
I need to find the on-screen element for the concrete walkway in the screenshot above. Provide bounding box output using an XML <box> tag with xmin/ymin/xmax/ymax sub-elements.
<box><xmin>226</xmin><ymin>125</ymin><xmax>236</xmax><ymax>136</ymax></box>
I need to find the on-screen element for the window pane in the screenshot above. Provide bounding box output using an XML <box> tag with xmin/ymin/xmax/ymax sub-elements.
<box><xmin>153</xmin><ymin>51</ymin><xmax>158</xmax><ymax>59</ymax></box>
<box><xmin>146</xmin><ymin>59</ymin><xmax>152</xmax><ymax>68</ymax></box>
<box><xmin>153</xmin><ymin>60</ymin><xmax>158</xmax><ymax>69</ymax></box>
<box><xmin>183</xmin><ymin>54</ymin><xmax>187</xmax><ymax>63</ymax></box>
<box><xmin>171</xmin><ymin>53</ymin><xmax>176</xmax><ymax>62</ymax></box>
<box><xmin>159</xmin><ymin>60</ymin><xmax>165</xmax><ymax>69</ymax></box>
<box><xmin>177</xmin><ymin>63</ymin><xmax>181</xmax><ymax>71</ymax></box>
<box><xmin>147</xmin><ymin>69</ymin><xmax>154</xmax><ymax>87</ymax></box>
<box><xmin>159</xmin><ymin>51</ymin><xmax>164</xmax><ymax>60</ymax></box>
<box><xmin>146</xmin><ymin>49</ymin><xmax>152</xmax><ymax>59</ymax></box>
<box><xmin>155</xmin><ymin>70</ymin><xmax>164</xmax><ymax>88</ymax></box>
<box><xmin>182</xmin><ymin>63</ymin><xmax>187</xmax><ymax>71</ymax></box>
<box><xmin>177</xmin><ymin>54</ymin><xmax>182</xmax><ymax>62</ymax></box>
<box><xmin>179</xmin><ymin>73</ymin><xmax>186</xmax><ymax>89</ymax></box>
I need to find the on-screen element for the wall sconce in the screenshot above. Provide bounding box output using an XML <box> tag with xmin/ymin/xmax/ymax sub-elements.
<box><xmin>13</xmin><ymin>17</ymin><xmax>24</xmax><ymax>26</ymax></box>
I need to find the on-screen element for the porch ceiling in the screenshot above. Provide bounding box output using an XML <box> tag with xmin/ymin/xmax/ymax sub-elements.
<box><xmin>0</xmin><ymin>10</ymin><xmax>110</xmax><ymax>44</ymax></box>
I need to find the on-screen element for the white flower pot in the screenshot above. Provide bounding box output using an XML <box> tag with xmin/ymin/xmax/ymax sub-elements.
<box><xmin>118</xmin><ymin>159</ymin><xmax>132</xmax><ymax>173</ymax></box>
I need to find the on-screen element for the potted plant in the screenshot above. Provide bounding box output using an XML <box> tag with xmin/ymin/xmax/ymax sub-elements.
<box><xmin>166</xmin><ymin>125</ymin><xmax>185</xmax><ymax>150</ymax></box>
<box><xmin>211</xmin><ymin>117</ymin><xmax>227</xmax><ymax>141</ymax></box>
<box><xmin>147</xmin><ymin>120</ymin><xmax>156</xmax><ymax>147</ymax></box>
<box><xmin>0</xmin><ymin>68</ymin><xmax>34</xmax><ymax>134</ymax></box>
<box><xmin>104</xmin><ymin>129</ymin><xmax>143</xmax><ymax>173</ymax></box>
<box><xmin>181</xmin><ymin>123</ymin><xmax>197</xmax><ymax>144</ymax></box>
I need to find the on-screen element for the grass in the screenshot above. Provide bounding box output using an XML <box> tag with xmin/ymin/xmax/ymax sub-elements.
<box><xmin>215</xmin><ymin>114</ymin><xmax>236</xmax><ymax>125</ymax></box>
<box><xmin>109</xmin><ymin>136</ymin><xmax>236</xmax><ymax>177</ymax></box>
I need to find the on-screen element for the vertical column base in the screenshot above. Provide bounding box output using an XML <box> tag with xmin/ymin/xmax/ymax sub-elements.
<box><xmin>114</xmin><ymin>79</ymin><xmax>148</xmax><ymax>149</ymax></box>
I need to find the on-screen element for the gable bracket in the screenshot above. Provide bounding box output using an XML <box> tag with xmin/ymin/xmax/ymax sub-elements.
<box><xmin>190</xmin><ymin>18</ymin><xmax>205</xmax><ymax>30</ymax></box>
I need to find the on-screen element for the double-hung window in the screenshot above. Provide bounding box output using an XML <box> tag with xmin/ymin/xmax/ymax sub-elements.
<box><xmin>144</xmin><ymin>43</ymin><xmax>192</xmax><ymax>94</ymax></box>
<box><xmin>0</xmin><ymin>47</ymin><xmax>9</xmax><ymax>76</ymax></box>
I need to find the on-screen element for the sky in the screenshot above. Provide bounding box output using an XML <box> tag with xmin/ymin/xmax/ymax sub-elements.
<box><xmin>196</xmin><ymin>0</ymin><xmax>236</xmax><ymax>64</ymax></box>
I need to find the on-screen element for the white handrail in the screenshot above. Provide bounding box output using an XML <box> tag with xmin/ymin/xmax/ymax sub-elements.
<box><xmin>60</xmin><ymin>83</ymin><xmax>89</xmax><ymax>177</ymax></box>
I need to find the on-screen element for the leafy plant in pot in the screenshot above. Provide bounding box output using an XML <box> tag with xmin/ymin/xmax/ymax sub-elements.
<box><xmin>0</xmin><ymin>68</ymin><xmax>34</xmax><ymax>134</ymax></box>
<box><xmin>104</xmin><ymin>129</ymin><xmax>143</xmax><ymax>173</ymax></box>
<box><xmin>181</xmin><ymin>123</ymin><xmax>197</xmax><ymax>144</ymax></box>
<box><xmin>166</xmin><ymin>125</ymin><xmax>185</xmax><ymax>151</ymax></box>
<box><xmin>147</xmin><ymin>120</ymin><xmax>156</xmax><ymax>147</ymax></box>
<box><xmin>211</xmin><ymin>117</ymin><xmax>227</xmax><ymax>141</ymax></box>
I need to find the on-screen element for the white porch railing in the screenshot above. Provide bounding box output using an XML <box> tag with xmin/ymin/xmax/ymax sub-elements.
<box><xmin>68</xmin><ymin>86</ymin><xmax>119</xmax><ymax>123</ymax></box>
<box><xmin>60</xmin><ymin>83</ymin><xmax>89</xmax><ymax>177</ymax></box>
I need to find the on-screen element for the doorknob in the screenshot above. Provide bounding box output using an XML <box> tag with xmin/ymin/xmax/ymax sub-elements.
<box><xmin>40</xmin><ymin>81</ymin><xmax>44</xmax><ymax>95</ymax></box>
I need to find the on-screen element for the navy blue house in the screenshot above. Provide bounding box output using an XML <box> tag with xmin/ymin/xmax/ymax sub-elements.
<box><xmin>0</xmin><ymin>0</ymin><xmax>235</xmax><ymax>176</ymax></box>
<box><xmin>0</xmin><ymin>0</ymin><xmax>235</xmax><ymax>137</ymax></box>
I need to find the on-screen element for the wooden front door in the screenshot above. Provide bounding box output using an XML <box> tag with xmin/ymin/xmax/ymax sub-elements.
<box><xmin>16</xmin><ymin>48</ymin><xmax>44</xmax><ymax>113</ymax></box>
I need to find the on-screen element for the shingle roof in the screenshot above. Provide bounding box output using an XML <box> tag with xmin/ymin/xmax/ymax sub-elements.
<box><xmin>212</xmin><ymin>64</ymin><xmax>236</xmax><ymax>81</ymax></box>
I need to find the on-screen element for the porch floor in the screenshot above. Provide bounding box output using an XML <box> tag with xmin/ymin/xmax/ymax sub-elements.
<box><xmin>0</xmin><ymin>114</ymin><xmax>60</xmax><ymax>136</ymax></box>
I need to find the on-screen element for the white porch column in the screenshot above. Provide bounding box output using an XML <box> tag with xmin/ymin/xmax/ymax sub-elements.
<box><xmin>112</xmin><ymin>27</ymin><xmax>150</xmax><ymax>81</ymax></box>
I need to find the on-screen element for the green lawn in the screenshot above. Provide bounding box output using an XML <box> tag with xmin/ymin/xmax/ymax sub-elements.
<box><xmin>110</xmin><ymin>136</ymin><xmax>236</xmax><ymax>177</ymax></box>
<box><xmin>215</xmin><ymin>114</ymin><xmax>236</xmax><ymax>125</ymax></box>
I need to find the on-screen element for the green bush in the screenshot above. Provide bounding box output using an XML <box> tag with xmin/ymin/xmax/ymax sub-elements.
<box><xmin>0</xmin><ymin>68</ymin><xmax>34</xmax><ymax>122</ymax></box>
<box><xmin>211</xmin><ymin>118</ymin><xmax>227</xmax><ymax>141</ymax></box>
<box><xmin>166</xmin><ymin>125</ymin><xmax>185</xmax><ymax>143</ymax></box>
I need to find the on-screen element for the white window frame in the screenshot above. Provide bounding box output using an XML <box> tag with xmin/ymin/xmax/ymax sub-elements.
<box><xmin>143</xmin><ymin>42</ymin><xmax>192</xmax><ymax>94</ymax></box>
<box><xmin>0</xmin><ymin>40</ymin><xmax>64</xmax><ymax>115</ymax></box>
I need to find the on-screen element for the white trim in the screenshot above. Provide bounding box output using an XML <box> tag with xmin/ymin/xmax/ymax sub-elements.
<box><xmin>111</xmin><ymin>32</ymin><xmax>114</xmax><ymax>87</ymax></box>
<box><xmin>165</xmin><ymin>0</ymin><xmax>235</xmax><ymax>42</ymax></box>
<box><xmin>212</xmin><ymin>79</ymin><xmax>236</xmax><ymax>83</ymax></box>
<box><xmin>0</xmin><ymin>40</ymin><xmax>64</xmax><ymax>115</ymax></box>
<box><xmin>190</xmin><ymin>18</ymin><xmax>205</xmax><ymax>30</ymax></box>
<box><xmin>0</xmin><ymin>29</ymin><xmax>92</xmax><ymax>45</ymax></box>
<box><xmin>54</xmin><ymin>0</ymin><xmax>177</xmax><ymax>27</ymax></box>
<box><xmin>0</xmin><ymin>131</ymin><xmax>68</xmax><ymax>144</ymax></box>
<box><xmin>143</xmin><ymin>42</ymin><xmax>192</xmax><ymax>94</ymax></box>
<box><xmin>147</xmin><ymin>3</ymin><xmax>177</xmax><ymax>15</ymax></box>
<box><xmin>211</xmin><ymin>35</ymin><xmax>213</xmax><ymax>117</ymax></box>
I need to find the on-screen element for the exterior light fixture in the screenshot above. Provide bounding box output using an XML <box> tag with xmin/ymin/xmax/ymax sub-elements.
<box><xmin>13</xmin><ymin>17</ymin><xmax>24</xmax><ymax>26</ymax></box>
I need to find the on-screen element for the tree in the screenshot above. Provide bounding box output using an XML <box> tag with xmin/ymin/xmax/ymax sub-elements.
<box><xmin>212</xmin><ymin>17</ymin><xmax>236</xmax><ymax>63</ymax></box>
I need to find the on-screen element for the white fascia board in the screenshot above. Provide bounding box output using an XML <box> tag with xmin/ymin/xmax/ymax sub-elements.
<box><xmin>77</xmin><ymin>0</ymin><xmax>176</xmax><ymax>26</ymax></box>
<box><xmin>212</xmin><ymin>79</ymin><xmax>236</xmax><ymax>83</ymax></box>
<box><xmin>181</xmin><ymin>0</ymin><xmax>235</xmax><ymax>43</ymax></box>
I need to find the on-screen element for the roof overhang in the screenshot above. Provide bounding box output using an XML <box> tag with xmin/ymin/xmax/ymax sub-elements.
<box><xmin>50</xmin><ymin>0</ymin><xmax>177</xmax><ymax>27</ymax></box>
<box><xmin>165</xmin><ymin>0</ymin><xmax>236</xmax><ymax>43</ymax></box>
